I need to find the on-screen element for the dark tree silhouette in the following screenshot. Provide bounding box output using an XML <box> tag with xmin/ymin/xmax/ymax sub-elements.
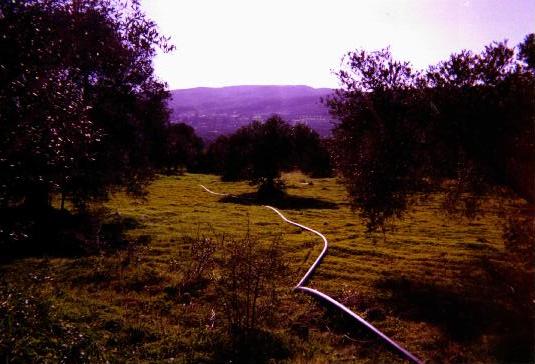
<box><xmin>205</xmin><ymin>117</ymin><xmax>333</xmax><ymax>194</ymax></box>
<box><xmin>0</xmin><ymin>0</ymin><xmax>174</xmax><ymax>254</ymax></box>
<box><xmin>162</xmin><ymin>123</ymin><xmax>204</xmax><ymax>174</ymax></box>
<box><xmin>328</xmin><ymin>38</ymin><xmax>535</xmax><ymax>230</ymax></box>
<box><xmin>291</xmin><ymin>123</ymin><xmax>332</xmax><ymax>177</ymax></box>
<box><xmin>211</xmin><ymin>116</ymin><xmax>293</xmax><ymax>199</ymax></box>
<box><xmin>519</xmin><ymin>33</ymin><xmax>535</xmax><ymax>70</ymax></box>
<box><xmin>250</xmin><ymin>116</ymin><xmax>294</xmax><ymax>197</ymax></box>
<box><xmin>327</xmin><ymin>48</ymin><xmax>424</xmax><ymax>230</ymax></box>
<box><xmin>240</xmin><ymin>116</ymin><xmax>293</xmax><ymax>198</ymax></box>
<box><xmin>0</xmin><ymin>0</ymin><xmax>173</xmax><ymax>211</ymax></box>
<box><xmin>203</xmin><ymin>135</ymin><xmax>231</xmax><ymax>176</ymax></box>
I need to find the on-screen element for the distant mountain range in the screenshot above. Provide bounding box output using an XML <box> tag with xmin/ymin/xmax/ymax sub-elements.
<box><xmin>168</xmin><ymin>85</ymin><xmax>335</xmax><ymax>140</ymax></box>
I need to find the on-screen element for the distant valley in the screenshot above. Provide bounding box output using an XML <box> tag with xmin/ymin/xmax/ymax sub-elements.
<box><xmin>168</xmin><ymin>85</ymin><xmax>335</xmax><ymax>140</ymax></box>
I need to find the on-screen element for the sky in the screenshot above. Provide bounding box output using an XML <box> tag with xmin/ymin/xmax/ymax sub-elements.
<box><xmin>140</xmin><ymin>0</ymin><xmax>535</xmax><ymax>90</ymax></box>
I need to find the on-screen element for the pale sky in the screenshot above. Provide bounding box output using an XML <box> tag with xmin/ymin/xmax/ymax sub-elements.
<box><xmin>141</xmin><ymin>0</ymin><xmax>535</xmax><ymax>89</ymax></box>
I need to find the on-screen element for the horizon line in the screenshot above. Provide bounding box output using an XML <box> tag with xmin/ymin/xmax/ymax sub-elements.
<box><xmin>167</xmin><ymin>83</ymin><xmax>337</xmax><ymax>91</ymax></box>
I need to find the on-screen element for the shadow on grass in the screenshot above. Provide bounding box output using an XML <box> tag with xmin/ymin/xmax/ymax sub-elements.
<box><xmin>208</xmin><ymin>328</ymin><xmax>290</xmax><ymax>364</ymax></box>
<box><xmin>0</xmin><ymin>206</ymin><xmax>144</xmax><ymax>263</ymax></box>
<box><xmin>300</xmin><ymin>292</ymin><xmax>409</xmax><ymax>363</ymax></box>
<box><xmin>376</xmin><ymin>269</ymin><xmax>534</xmax><ymax>363</ymax></box>
<box><xmin>219</xmin><ymin>192</ymin><xmax>338</xmax><ymax>210</ymax></box>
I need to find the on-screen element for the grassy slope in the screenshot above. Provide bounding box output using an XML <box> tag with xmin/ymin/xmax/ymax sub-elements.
<box><xmin>1</xmin><ymin>172</ymin><xmax>532</xmax><ymax>363</ymax></box>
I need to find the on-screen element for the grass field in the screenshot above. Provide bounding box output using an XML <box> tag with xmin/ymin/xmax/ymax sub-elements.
<box><xmin>1</xmin><ymin>172</ymin><xmax>533</xmax><ymax>363</ymax></box>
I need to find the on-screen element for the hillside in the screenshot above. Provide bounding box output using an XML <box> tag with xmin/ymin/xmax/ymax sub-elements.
<box><xmin>168</xmin><ymin>85</ymin><xmax>334</xmax><ymax>140</ymax></box>
<box><xmin>2</xmin><ymin>172</ymin><xmax>532</xmax><ymax>362</ymax></box>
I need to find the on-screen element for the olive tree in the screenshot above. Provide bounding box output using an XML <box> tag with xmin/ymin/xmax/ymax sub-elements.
<box><xmin>328</xmin><ymin>38</ymin><xmax>535</xmax><ymax>230</ymax></box>
<box><xmin>0</xmin><ymin>0</ymin><xmax>174</xmax><ymax>211</ymax></box>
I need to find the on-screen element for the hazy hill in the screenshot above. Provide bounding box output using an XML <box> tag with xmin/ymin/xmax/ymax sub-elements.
<box><xmin>168</xmin><ymin>85</ymin><xmax>334</xmax><ymax>140</ymax></box>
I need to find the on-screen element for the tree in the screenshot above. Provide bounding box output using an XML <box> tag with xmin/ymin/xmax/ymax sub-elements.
<box><xmin>248</xmin><ymin>116</ymin><xmax>293</xmax><ymax>197</ymax></box>
<box><xmin>162</xmin><ymin>123</ymin><xmax>204</xmax><ymax>174</ymax></box>
<box><xmin>519</xmin><ymin>33</ymin><xmax>535</xmax><ymax>70</ymax></box>
<box><xmin>291</xmin><ymin>123</ymin><xmax>332</xmax><ymax>178</ymax></box>
<box><xmin>215</xmin><ymin>115</ymin><xmax>293</xmax><ymax>199</ymax></box>
<box><xmin>327</xmin><ymin>48</ymin><xmax>425</xmax><ymax>229</ymax></box>
<box><xmin>0</xmin><ymin>0</ymin><xmax>173</xmax><ymax>212</ymax></box>
<box><xmin>202</xmin><ymin>135</ymin><xmax>230</xmax><ymax>175</ymax></box>
<box><xmin>328</xmin><ymin>39</ymin><xmax>535</xmax><ymax>230</ymax></box>
<box><xmin>205</xmin><ymin>117</ymin><xmax>333</xmax><ymax>196</ymax></box>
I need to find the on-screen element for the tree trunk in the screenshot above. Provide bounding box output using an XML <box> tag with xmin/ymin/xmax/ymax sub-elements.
<box><xmin>60</xmin><ymin>191</ymin><xmax>66</xmax><ymax>211</ymax></box>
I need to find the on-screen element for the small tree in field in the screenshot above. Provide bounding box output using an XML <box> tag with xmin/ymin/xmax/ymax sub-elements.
<box><xmin>224</xmin><ymin>115</ymin><xmax>294</xmax><ymax>199</ymax></box>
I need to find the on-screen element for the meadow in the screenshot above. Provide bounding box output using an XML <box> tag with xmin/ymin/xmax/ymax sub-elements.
<box><xmin>1</xmin><ymin>172</ymin><xmax>533</xmax><ymax>363</ymax></box>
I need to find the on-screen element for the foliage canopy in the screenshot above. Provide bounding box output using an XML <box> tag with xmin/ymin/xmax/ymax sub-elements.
<box><xmin>205</xmin><ymin>115</ymin><xmax>331</xmax><ymax>199</ymax></box>
<box><xmin>328</xmin><ymin>35</ymin><xmax>535</xmax><ymax>230</ymax></box>
<box><xmin>0</xmin><ymin>0</ymin><xmax>173</xmax><ymax>210</ymax></box>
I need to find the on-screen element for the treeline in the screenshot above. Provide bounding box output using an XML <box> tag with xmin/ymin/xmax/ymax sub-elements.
<box><xmin>160</xmin><ymin>116</ymin><xmax>332</xmax><ymax>197</ymax></box>
<box><xmin>1</xmin><ymin>0</ymin><xmax>533</xmax><ymax>250</ymax></box>
<box><xmin>165</xmin><ymin>35</ymin><xmax>535</xmax><ymax>218</ymax></box>
<box><xmin>328</xmin><ymin>35</ymin><xmax>535</xmax><ymax>229</ymax></box>
<box><xmin>0</xmin><ymin>0</ymin><xmax>331</xmax><ymax>254</ymax></box>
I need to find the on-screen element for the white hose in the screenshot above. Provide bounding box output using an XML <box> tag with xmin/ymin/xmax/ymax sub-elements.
<box><xmin>199</xmin><ymin>184</ymin><xmax>422</xmax><ymax>363</ymax></box>
<box><xmin>263</xmin><ymin>205</ymin><xmax>327</xmax><ymax>289</ymax></box>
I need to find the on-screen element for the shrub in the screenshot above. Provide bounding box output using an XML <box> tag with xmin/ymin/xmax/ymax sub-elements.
<box><xmin>214</xmin><ymin>231</ymin><xmax>289</xmax><ymax>335</ymax></box>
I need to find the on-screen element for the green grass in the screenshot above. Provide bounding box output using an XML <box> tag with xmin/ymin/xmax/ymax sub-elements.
<box><xmin>1</xmin><ymin>172</ymin><xmax>533</xmax><ymax>363</ymax></box>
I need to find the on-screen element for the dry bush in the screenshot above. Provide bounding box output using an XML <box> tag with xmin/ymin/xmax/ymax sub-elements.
<box><xmin>182</xmin><ymin>233</ymin><xmax>217</xmax><ymax>285</ymax></box>
<box><xmin>214</xmin><ymin>231</ymin><xmax>289</xmax><ymax>335</ymax></box>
